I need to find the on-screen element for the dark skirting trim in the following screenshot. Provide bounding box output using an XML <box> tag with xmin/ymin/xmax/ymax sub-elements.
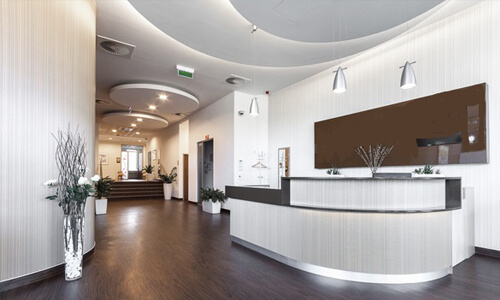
<box><xmin>475</xmin><ymin>247</ymin><xmax>500</xmax><ymax>259</ymax></box>
<box><xmin>0</xmin><ymin>244</ymin><xmax>95</xmax><ymax>293</ymax></box>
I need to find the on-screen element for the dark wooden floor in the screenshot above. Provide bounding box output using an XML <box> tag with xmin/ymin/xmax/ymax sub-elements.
<box><xmin>2</xmin><ymin>200</ymin><xmax>500</xmax><ymax>300</ymax></box>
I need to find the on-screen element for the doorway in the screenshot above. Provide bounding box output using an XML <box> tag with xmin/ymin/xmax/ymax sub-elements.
<box><xmin>197</xmin><ymin>139</ymin><xmax>214</xmax><ymax>204</ymax></box>
<box><xmin>183</xmin><ymin>154</ymin><xmax>189</xmax><ymax>202</ymax></box>
<box><xmin>121</xmin><ymin>145</ymin><xmax>143</xmax><ymax>179</ymax></box>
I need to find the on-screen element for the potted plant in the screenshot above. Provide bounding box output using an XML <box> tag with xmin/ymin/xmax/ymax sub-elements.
<box><xmin>412</xmin><ymin>165</ymin><xmax>442</xmax><ymax>177</ymax></box>
<box><xmin>143</xmin><ymin>165</ymin><xmax>154</xmax><ymax>181</ymax></box>
<box><xmin>94</xmin><ymin>175</ymin><xmax>114</xmax><ymax>214</ymax></box>
<box><xmin>159</xmin><ymin>167</ymin><xmax>177</xmax><ymax>200</ymax></box>
<box><xmin>200</xmin><ymin>187</ymin><xmax>228</xmax><ymax>214</ymax></box>
<box><xmin>326</xmin><ymin>166</ymin><xmax>344</xmax><ymax>177</ymax></box>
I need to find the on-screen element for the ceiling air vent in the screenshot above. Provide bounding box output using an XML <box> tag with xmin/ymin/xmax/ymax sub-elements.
<box><xmin>96</xmin><ymin>35</ymin><xmax>135</xmax><ymax>59</ymax></box>
<box><xmin>225</xmin><ymin>74</ymin><xmax>252</xmax><ymax>87</ymax></box>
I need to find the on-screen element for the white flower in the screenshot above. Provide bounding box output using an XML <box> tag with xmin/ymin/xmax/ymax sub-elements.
<box><xmin>91</xmin><ymin>175</ymin><xmax>100</xmax><ymax>182</ymax></box>
<box><xmin>44</xmin><ymin>179</ymin><xmax>58</xmax><ymax>187</ymax></box>
<box><xmin>78</xmin><ymin>177</ymin><xmax>90</xmax><ymax>186</ymax></box>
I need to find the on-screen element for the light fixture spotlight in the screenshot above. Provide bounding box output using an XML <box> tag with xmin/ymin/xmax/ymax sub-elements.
<box><xmin>136</xmin><ymin>132</ymin><xmax>140</xmax><ymax>135</ymax></box>
<box><xmin>138</xmin><ymin>140</ymin><xmax>142</xmax><ymax>142</ymax></box>
<box><xmin>159</xmin><ymin>94</ymin><xmax>167</xmax><ymax>100</ymax></box>
<box><xmin>333</xmin><ymin>67</ymin><xmax>347</xmax><ymax>94</ymax></box>
<box><xmin>400</xmin><ymin>61</ymin><xmax>417</xmax><ymax>89</ymax></box>
<box><xmin>108</xmin><ymin>137</ymin><xmax>112</xmax><ymax>140</ymax></box>
<box><xmin>137</xmin><ymin>118</ymin><xmax>143</xmax><ymax>122</ymax></box>
<box><xmin>131</xmin><ymin>123</ymin><xmax>137</xmax><ymax>127</ymax></box>
<box><xmin>112</xmin><ymin>129</ymin><xmax>117</xmax><ymax>133</ymax></box>
<box><xmin>149</xmin><ymin>105</ymin><xmax>156</xmax><ymax>110</ymax></box>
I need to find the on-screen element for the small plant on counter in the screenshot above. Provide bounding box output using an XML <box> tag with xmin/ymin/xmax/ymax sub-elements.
<box><xmin>143</xmin><ymin>165</ymin><xmax>154</xmax><ymax>174</ymax></box>
<box><xmin>326</xmin><ymin>166</ymin><xmax>342</xmax><ymax>175</ymax></box>
<box><xmin>200</xmin><ymin>187</ymin><xmax>228</xmax><ymax>204</ymax></box>
<box><xmin>159</xmin><ymin>167</ymin><xmax>178</xmax><ymax>183</ymax></box>
<box><xmin>413</xmin><ymin>164</ymin><xmax>440</xmax><ymax>174</ymax></box>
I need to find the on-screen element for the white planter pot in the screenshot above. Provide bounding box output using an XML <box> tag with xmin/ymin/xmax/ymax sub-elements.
<box><xmin>95</xmin><ymin>198</ymin><xmax>108</xmax><ymax>215</ymax></box>
<box><xmin>163</xmin><ymin>183</ymin><xmax>172</xmax><ymax>200</ymax></box>
<box><xmin>146</xmin><ymin>173</ymin><xmax>154</xmax><ymax>181</ymax></box>
<box><xmin>202</xmin><ymin>201</ymin><xmax>221</xmax><ymax>214</ymax></box>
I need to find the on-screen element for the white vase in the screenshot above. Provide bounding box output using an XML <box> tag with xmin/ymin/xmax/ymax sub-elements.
<box><xmin>163</xmin><ymin>183</ymin><xmax>172</xmax><ymax>200</ymax></box>
<box><xmin>146</xmin><ymin>173</ymin><xmax>154</xmax><ymax>181</ymax></box>
<box><xmin>95</xmin><ymin>198</ymin><xmax>108</xmax><ymax>215</ymax></box>
<box><xmin>202</xmin><ymin>201</ymin><xmax>221</xmax><ymax>214</ymax></box>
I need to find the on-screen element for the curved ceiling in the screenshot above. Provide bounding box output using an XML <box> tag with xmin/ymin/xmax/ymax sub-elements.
<box><xmin>96</xmin><ymin>0</ymin><xmax>480</xmax><ymax>140</ymax></box>
<box><xmin>101</xmin><ymin>112</ymin><xmax>169</xmax><ymax>130</ymax></box>
<box><xmin>110</xmin><ymin>83</ymin><xmax>199</xmax><ymax>114</ymax></box>
<box><xmin>229</xmin><ymin>0</ymin><xmax>442</xmax><ymax>43</ymax></box>
<box><xmin>128</xmin><ymin>0</ymin><xmax>445</xmax><ymax>67</ymax></box>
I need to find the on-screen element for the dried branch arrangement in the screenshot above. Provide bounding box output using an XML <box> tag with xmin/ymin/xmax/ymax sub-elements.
<box><xmin>354</xmin><ymin>144</ymin><xmax>394</xmax><ymax>174</ymax></box>
<box><xmin>48</xmin><ymin>126</ymin><xmax>91</xmax><ymax>215</ymax></box>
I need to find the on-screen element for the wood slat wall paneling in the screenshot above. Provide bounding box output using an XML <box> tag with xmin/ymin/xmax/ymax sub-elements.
<box><xmin>0</xmin><ymin>0</ymin><xmax>96</xmax><ymax>283</ymax></box>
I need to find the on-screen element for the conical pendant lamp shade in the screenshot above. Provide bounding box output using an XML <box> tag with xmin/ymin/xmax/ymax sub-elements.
<box><xmin>333</xmin><ymin>67</ymin><xmax>346</xmax><ymax>94</ymax></box>
<box><xmin>249</xmin><ymin>97</ymin><xmax>259</xmax><ymax>116</ymax></box>
<box><xmin>400</xmin><ymin>61</ymin><xmax>416</xmax><ymax>89</ymax></box>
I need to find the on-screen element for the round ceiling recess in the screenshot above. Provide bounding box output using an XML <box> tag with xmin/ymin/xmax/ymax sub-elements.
<box><xmin>110</xmin><ymin>83</ymin><xmax>199</xmax><ymax>114</ymax></box>
<box><xmin>101</xmin><ymin>112</ymin><xmax>169</xmax><ymax>130</ymax></box>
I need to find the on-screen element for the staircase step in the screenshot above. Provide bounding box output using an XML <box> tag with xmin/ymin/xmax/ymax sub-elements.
<box><xmin>108</xmin><ymin>180</ymin><xmax>165</xmax><ymax>201</ymax></box>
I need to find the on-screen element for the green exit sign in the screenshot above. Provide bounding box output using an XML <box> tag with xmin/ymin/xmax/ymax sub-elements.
<box><xmin>178</xmin><ymin>70</ymin><xmax>193</xmax><ymax>79</ymax></box>
<box><xmin>176</xmin><ymin>65</ymin><xmax>194</xmax><ymax>79</ymax></box>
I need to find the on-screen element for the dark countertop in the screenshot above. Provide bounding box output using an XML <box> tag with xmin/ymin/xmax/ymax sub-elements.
<box><xmin>226</xmin><ymin>176</ymin><xmax>462</xmax><ymax>214</ymax></box>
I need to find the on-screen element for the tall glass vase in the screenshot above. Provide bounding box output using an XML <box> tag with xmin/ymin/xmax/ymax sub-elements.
<box><xmin>63</xmin><ymin>211</ymin><xmax>85</xmax><ymax>281</ymax></box>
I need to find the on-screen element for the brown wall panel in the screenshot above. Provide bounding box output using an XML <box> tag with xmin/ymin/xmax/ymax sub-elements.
<box><xmin>315</xmin><ymin>83</ymin><xmax>487</xmax><ymax>168</ymax></box>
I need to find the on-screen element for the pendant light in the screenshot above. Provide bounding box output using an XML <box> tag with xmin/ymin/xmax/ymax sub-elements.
<box><xmin>249</xmin><ymin>97</ymin><xmax>259</xmax><ymax>116</ymax></box>
<box><xmin>400</xmin><ymin>61</ymin><xmax>416</xmax><ymax>89</ymax></box>
<box><xmin>333</xmin><ymin>67</ymin><xmax>347</xmax><ymax>93</ymax></box>
<box><xmin>249</xmin><ymin>25</ymin><xmax>259</xmax><ymax>116</ymax></box>
<box><xmin>400</xmin><ymin>20</ymin><xmax>416</xmax><ymax>89</ymax></box>
<box><xmin>332</xmin><ymin>12</ymin><xmax>347</xmax><ymax>94</ymax></box>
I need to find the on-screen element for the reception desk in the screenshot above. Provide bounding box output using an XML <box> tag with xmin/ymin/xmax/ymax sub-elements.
<box><xmin>227</xmin><ymin>177</ymin><xmax>474</xmax><ymax>284</ymax></box>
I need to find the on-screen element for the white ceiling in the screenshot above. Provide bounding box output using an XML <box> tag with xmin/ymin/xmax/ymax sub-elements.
<box><xmin>96</xmin><ymin>0</ymin><xmax>480</xmax><ymax>142</ymax></box>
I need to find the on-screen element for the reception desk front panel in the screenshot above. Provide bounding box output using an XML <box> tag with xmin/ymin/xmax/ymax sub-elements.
<box><xmin>231</xmin><ymin>200</ymin><xmax>452</xmax><ymax>283</ymax></box>
<box><xmin>227</xmin><ymin>177</ymin><xmax>472</xmax><ymax>284</ymax></box>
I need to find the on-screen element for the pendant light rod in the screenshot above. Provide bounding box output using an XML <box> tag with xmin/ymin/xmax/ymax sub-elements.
<box><xmin>249</xmin><ymin>24</ymin><xmax>260</xmax><ymax>116</ymax></box>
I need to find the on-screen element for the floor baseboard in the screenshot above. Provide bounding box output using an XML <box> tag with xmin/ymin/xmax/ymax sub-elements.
<box><xmin>0</xmin><ymin>245</ymin><xmax>95</xmax><ymax>293</ymax></box>
<box><xmin>475</xmin><ymin>247</ymin><xmax>500</xmax><ymax>259</ymax></box>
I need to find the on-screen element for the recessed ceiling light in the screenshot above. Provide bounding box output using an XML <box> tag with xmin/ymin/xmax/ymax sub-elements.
<box><xmin>137</xmin><ymin>118</ymin><xmax>143</xmax><ymax>122</ymax></box>
<box><xmin>131</xmin><ymin>123</ymin><xmax>137</xmax><ymax>127</ymax></box>
<box><xmin>149</xmin><ymin>105</ymin><xmax>156</xmax><ymax>110</ymax></box>
<box><xmin>108</xmin><ymin>137</ymin><xmax>113</xmax><ymax>140</ymax></box>
<box><xmin>159</xmin><ymin>94</ymin><xmax>167</xmax><ymax>100</ymax></box>
<box><xmin>112</xmin><ymin>129</ymin><xmax>117</xmax><ymax>133</ymax></box>
<box><xmin>138</xmin><ymin>140</ymin><xmax>142</xmax><ymax>142</ymax></box>
<box><xmin>136</xmin><ymin>132</ymin><xmax>140</xmax><ymax>135</ymax></box>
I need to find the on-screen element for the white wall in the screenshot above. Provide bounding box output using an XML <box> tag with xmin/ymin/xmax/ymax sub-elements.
<box><xmin>234</xmin><ymin>92</ymin><xmax>269</xmax><ymax>186</ymax></box>
<box><xmin>188</xmin><ymin>93</ymin><xmax>235</xmax><ymax>208</ymax></box>
<box><xmin>268</xmin><ymin>0</ymin><xmax>500</xmax><ymax>250</ymax></box>
<box><xmin>0</xmin><ymin>0</ymin><xmax>96</xmax><ymax>282</ymax></box>
<box><xmin>148</xmin><ymin>124</ymin><xmax>181</xmax><ymax>196</ymax></box>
